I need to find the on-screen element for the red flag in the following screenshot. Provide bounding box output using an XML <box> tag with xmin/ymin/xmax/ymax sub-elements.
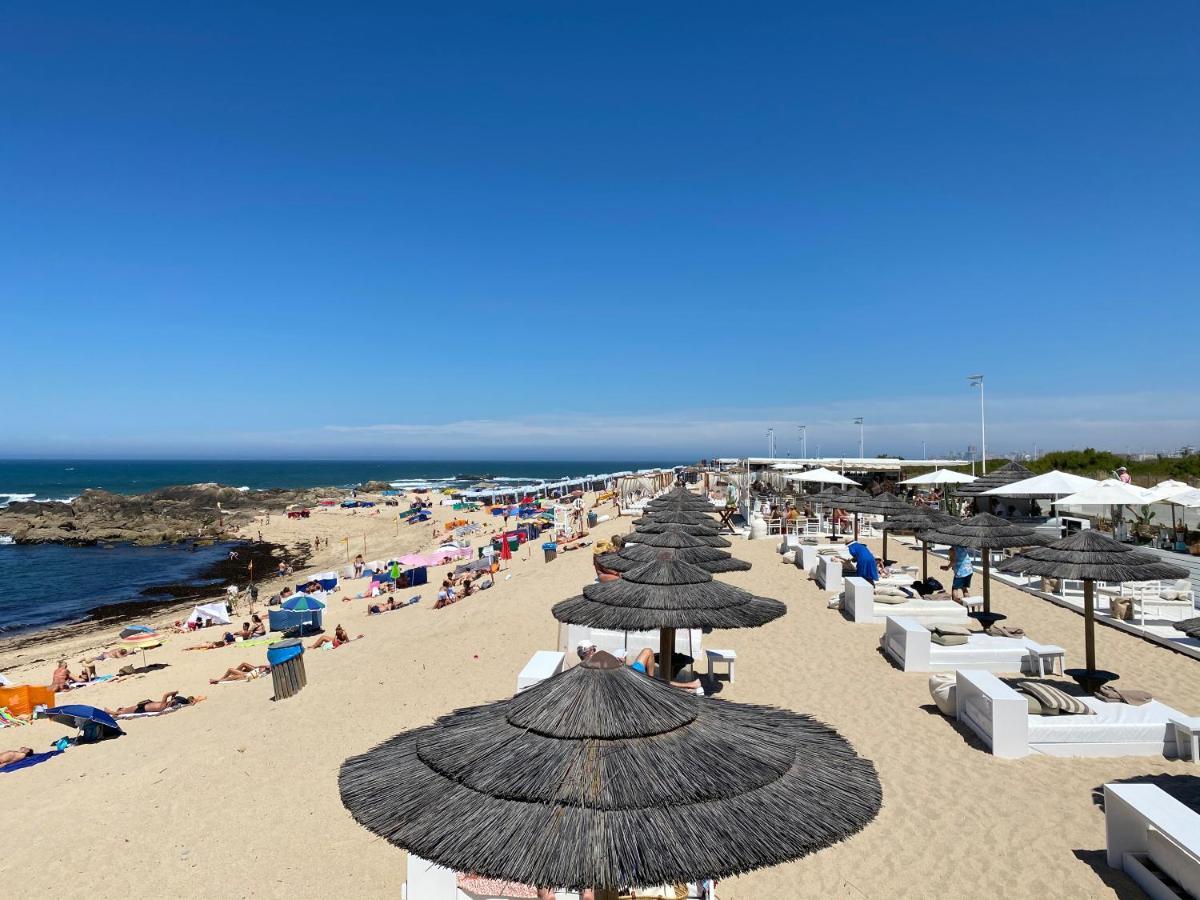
<box><xmin>500</xmin><ymin>534</ymin><xmax>512</xmax><ymax>561</ymax></box>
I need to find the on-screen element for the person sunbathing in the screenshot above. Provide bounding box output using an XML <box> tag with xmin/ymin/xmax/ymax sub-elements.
<box><xmin>184</xmin><ymin>633</ymin><xmax>236</xmax><ymax>650</ymax></box>
<box><xmin>230</xmin><ymin>622</ymin><xmax>254</xmax><ymax>641</ymax></box>
<box><xmin>309</xmin><ymin>625</ymin><xmax>357</xmax><ymax>649</ymax></box>
<box><xmin>107</xmin><ymin>691</ymin><xmax>196</xmax><ymax>716</ymax></box>
<box><xmin>0</xmin><ymin>747</ymin><xmax>35</xmax><ymax>767</ymax></box>
<box><xmin>210</xmin><ymin>662</ymin><xmax>271</xmax><ymax>684</ymax></box>
<box><xmin>250</xmin><ymin>614</ymin><xmax>266</xmax><ymax>636</ymax></box>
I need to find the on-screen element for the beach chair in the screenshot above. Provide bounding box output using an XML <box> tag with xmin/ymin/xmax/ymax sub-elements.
<box><xmin>0</xmin><ymin>707</ymin><xmax>29</xmax><ymax>727</ymax></box>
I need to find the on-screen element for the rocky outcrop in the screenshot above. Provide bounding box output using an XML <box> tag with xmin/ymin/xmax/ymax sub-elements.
<box><xmin>0</xmin><ymin>483</ymin><xmax>347</xmax><ymax>546</ymax></box>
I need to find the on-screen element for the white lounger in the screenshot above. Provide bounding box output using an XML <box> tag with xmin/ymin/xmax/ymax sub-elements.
<box><xmin>882</xmin><ymin>616</ymin><xmax>1065</xmax><ymax>674</ymax></box>
<box><xmin>516</xmin><ymin>651</ymin><xmax>564</xmax><ymax>692</ymax></box>
<box><xmin>1105</xmin><ymin>784</ymin><xmax>1200</xmax><ymax>900</ymax></box>
<box><xmin>843</xmin><ymin>577</ymin><xmax>968</xmax><ymax>626</ymax></box>
<box><xmin>557</xmin><ymin>622</ymin><xmax>704</xmax><ymax>664</ymax></box>
<box><xmin>955</xmin><ymin>669</ymin><xmax>1187</xmax><ymax>758</ymax></box>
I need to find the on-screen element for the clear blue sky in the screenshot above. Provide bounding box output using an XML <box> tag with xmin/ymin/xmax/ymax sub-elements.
<box><xmin>2</xmin><ymin>2</ymin><xmax>1197</xmax><ymax>459</ymax></box>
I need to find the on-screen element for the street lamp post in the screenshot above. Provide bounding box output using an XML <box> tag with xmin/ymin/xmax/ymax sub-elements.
<box><xmin>968</xmin><ymin>375</ymin><xmax>986</xmax><ymax>474</ymax></box>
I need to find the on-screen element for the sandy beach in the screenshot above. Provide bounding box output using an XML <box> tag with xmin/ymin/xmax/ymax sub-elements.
<box><xmin>2</xmin><ymin>494</ymin><xmax>1198</xmax><ymax>899</ymax></box>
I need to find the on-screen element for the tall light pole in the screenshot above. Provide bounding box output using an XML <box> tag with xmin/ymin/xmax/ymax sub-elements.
<box><xmin>922</xmin><ymin>440</ymin><xmax>927</xmax><ymax>461</ymax></box>
<box><xmin>798</xmin><ymin>424</ymin><xmax>807</xmax><ymax>459</ymax></box>
<box><xmin>853</xmin><ymin>417</ymin><xmax>864</xmax><ymax>459</ymax></box>
<box><xmin>968</xmin><ymin>375</ymin><xmax>986</xmax><ymax>474</ymax></box>
<box><xmin>766</xmin><ymin>428</ymin><xmax>775</xmax><ymax>459</ymax></box>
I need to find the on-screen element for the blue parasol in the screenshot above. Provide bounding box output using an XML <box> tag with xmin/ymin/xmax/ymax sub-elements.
<box><xmin>42</xmin><ymin>704</ymin><xmax>124</xmax><ymax>740</ymax></box>
<box><xmin>281</xmin><ymin>594</ymin><xmax>325</xmax><ymax>635</ymax></box>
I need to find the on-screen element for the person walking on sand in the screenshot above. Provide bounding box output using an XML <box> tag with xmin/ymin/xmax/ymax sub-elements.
<box><xmin>353</xmin><ymin>554</ymin><xmax>365</xmax><ymax>578</ymax></box>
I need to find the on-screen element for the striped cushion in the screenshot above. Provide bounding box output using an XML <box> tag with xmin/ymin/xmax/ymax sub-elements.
<box><xmin>1018</xmin><ymin>681</ymin><xmax>1092</xmax><ymax>716</ymax></box>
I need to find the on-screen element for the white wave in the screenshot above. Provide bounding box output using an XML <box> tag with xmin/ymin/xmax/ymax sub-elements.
<box><xmin>0</xmin><ymin>493</ymin><xmax>36</xmax><ymax>507</ymax></box>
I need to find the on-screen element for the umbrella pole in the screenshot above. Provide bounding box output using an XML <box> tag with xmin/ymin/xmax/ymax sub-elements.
<box><xmin>660</xmin><ymin>627</ymin><xmax>676</xmax><ymax>681</ymax></box>
<box><xmin>854</xmin><ymin>513</ymin><xmax>860</xmax><ymax>541</ymax></box>
<box><xmin>882</xmin><ymin>528</ymin><xmax>888</xmax><ymax>564</ymax></box>
<box><xmin>1084</xmin><ymin>579</ymin><xmax>1096</xmax><ymax>673</ymax></box>
<box><xmin>921</xmin><ymin>540</ymin><xmax>928</xmax><ymax>581</ymax></box>
<box><xmin>982</xmin><ymin>552</ymin><xmax>991</xmax><ymax>614</ymax></box>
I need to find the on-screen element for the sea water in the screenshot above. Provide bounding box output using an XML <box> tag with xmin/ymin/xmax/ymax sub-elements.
<box><xmin>0</xmin><ymin>459</ymin><xmax>675</xmax><ymax>634</ymax></box>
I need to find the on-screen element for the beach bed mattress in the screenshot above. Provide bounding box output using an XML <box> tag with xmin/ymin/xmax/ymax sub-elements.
<box><xmin>1027</xmin><ymin>698</ymin><xmax>1179</xmax><ymax>747</ymax></box>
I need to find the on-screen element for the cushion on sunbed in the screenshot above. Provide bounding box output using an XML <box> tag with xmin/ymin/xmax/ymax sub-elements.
<box><xmin>1018</xmin><ymin>682</ymin><xmax>1092</xmax><ymax>716</ymax></box>
<box><xmin>875</xmin><ymin>594</ymin><xmax>907</xmax><ymax>605</ymax></box>
<box><xmin>875</xmin><ymin>585</ymin><xmax>904</xmax><ymax>597</ymax></box>
<box><xmin>931</xmin><ymin>633</ymin><xmax>968</xmax><ymax>646</ymax></box>
<box><xmin>932</xmin><ymin>624</ymin><xmax>971</xmax><ymax>636</ymax></box>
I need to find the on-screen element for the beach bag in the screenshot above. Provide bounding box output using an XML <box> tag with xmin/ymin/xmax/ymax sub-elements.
<box><xmin>1110</xmin><ymin>597</ymin><xmax>1133</xmax><ymax>621</ymax></box>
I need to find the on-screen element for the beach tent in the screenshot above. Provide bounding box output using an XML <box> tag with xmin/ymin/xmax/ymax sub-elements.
<box><xmin>187</xmin><ymin>602</ymin><xmax>232</xmax><ymax>627</ymax></box>
<box><xmin>979</xmin><ymin>470</ymin><xmax>1097</xmax><ymax>498</ymax></box>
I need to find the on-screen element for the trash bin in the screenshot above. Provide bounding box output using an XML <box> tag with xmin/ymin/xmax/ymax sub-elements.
<box><xmin>542</xmin><ymin>542</ymin><xmax>557</xmax><ymax>563</ymax></box>
<box><xmin>267</xmin><ymin>638</ymin><xmax>307</xmax><ymax>701</ymax></box>
<box><xmin>587</xmin><ymin>511</ymin><xmax>598</xmax><ymax>528</ymax></box>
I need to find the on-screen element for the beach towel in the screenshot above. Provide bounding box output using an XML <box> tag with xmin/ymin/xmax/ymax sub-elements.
<box><xmin>1095</xmin><ymin>685</ymin><xmax>1153</xmax><ymax>706</ymax></box>
<box><xmin>0</xmin><ymin>749</ymin><xmax>63</xmax><ymax>774</ymax></box>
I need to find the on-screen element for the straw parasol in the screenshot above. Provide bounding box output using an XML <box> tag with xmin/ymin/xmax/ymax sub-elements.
<box><xmin>998</xmin><ymin>530</ymin><xmax>1189</xmax><ymax>690</ymax></box>
<box><xmin>634</xmin><ymin>521</ymin><xmax>725</xmax><ymax>538</ymax></box>
<box><xmin>877</xmin><ymin>508</ymin><xmax>955</xmax><ymax>581</ymax></box>
<box><xmin>339</xmin><ymin>651</ymin><xmax>881</xmax><ymax>893</ymax></box>
<box><xmin>553</xmin><ymin>558</ymin><xmax>785</xmax><ymax>679</ymax></box>
<box><xmin>625</xmin><ymin>528</ymin><xmax>733</xmax><ymax>549</ymax></box>
<box><xmin>915</xmin><ymin>513</ymin><xmax>1047</xmax><ymax>619</ymax></box>
<box><xmin>954</xmin><ymin>460</ymin><xmax>1034</xmax><ymax>497</ymax></box>
<box><xmin>596</xmin><ymin>543</ymin><xmax>751</xmax><ymax>575</ymax></box>
<box><xmin>632</xmin><ymin>510</ymin><xmax>717</xmax><ymax>527</ymax></box>
<box><xmin>851</xmin><ymin>492</ymin><xmax>913</xmax><ymax>560</ymax></box>
<box><xmin>628</xmin><ymin>528</ymin><xmax>729</xmax><ymax>549</ymax></box>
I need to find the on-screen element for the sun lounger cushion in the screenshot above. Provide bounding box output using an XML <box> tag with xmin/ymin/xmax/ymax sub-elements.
<box><xmin>931</xmin><ymin>632</ymin><xmax>968</xmax><ymax>646</ymax></box>
<box><xmin>933</xmin><ymin>624</ymin><xmax>971</xmax><ymax>636</ymax></box>
<box><xmin>1018</xmin><ymin>682</ymin><xmax>1092</xmax><ymax>716</ymax></box>
<box><xmin>1028</xmin><ymin>698</ymin><xmax>1181</xmax><ymax>745</ymax></box>
<box><xmin>875</xmin><ymin>594</ymin><xmax>907</xmax><ymax>605</ymax></box>
<box><xmin>929</xmin><ymin>674</ymin><xmax>956</xmax><ymax>716</ymax></box>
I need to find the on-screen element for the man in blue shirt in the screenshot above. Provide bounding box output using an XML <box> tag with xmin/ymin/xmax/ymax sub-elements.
<box><xmin>843</xmin><ymin>539</ymin><xmax>879</xmax><ymax>585</ymax></box>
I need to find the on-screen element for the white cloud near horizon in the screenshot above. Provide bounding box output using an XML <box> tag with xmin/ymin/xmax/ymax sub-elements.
<box><xmin>5</xmin><ymin>390</ymin><xmax>1195</xmax><ymax>458</ymax></box>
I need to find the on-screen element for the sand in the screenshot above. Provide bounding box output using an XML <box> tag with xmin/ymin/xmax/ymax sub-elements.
<box><xmin>2</xmin><ymin>498</ymin><xmax>1197</xmax><ymax>899</ymax></box>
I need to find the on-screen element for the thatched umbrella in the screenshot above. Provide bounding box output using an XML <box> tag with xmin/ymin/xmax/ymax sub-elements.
<box><xmin>915</xmin><ymin>513</ymin><xmax>1045</xmax><ymax>621</ymax></box>
<box><xmin>646</xmin><ymin>489</ymin><xmax>716</xmax><ymax>511</ymax></box>
<box><xmin>953</xmin><ymin>460</ymin><xmax>1033</xmax><ymax>498</ymax></box>
<box><xmin>878</xmin><ymin>508</ymin><xmax>955</xmax><ymax>581</ymax></box>
<box><xmin>553</xmin><ymin>558</ymin><xmax>785</xmax><ymax>679</ymax></box>
<box><xmin>632</xmin><ymin>510</ymin><xmax>717</xmax><ymax>527</ymax></box>
<box><xmin>635</xmin><ymin>521</ymin><xmax>725</xmax><ymax>538</ymax></box>
<box><xmin>851</xmin><ymin>492</ymin><xmax>913</xmax><ymax>561</ymax></box>
<box><xmin>625</xmin><ymin>528</ymin><xmax>733</xmax><ymax>549</ymax></box>
<box><xmin>998</xmin><ymin>530</ymin><xmax>1189</xmax><ymax>690</ymax></box>
<box><xmin>339</xmin><ymin>651</ymin><xmax>881</xmax><ymax>893</ymax></box>
<box><xmin>596</xmin><ymin>542</ymin><xmax>752</xmax><ymax>575</ymax></box>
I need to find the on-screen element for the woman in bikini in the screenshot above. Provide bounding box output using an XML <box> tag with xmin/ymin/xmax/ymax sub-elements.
<box><xmin>210</xmin><ymin>662</ymin><xmax>271</xmax><ymax>684</ymax></box>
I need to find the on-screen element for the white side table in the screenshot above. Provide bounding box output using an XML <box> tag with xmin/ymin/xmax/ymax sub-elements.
<box><xmin>1170</xmin><ymin>716</ymin><xmax>1200</xmax><ymax>762</ymax></box>
<box><xmin>705</xmin><ymin>648</ymin><xmax>737</xmax><ymax>683</ymax></box>
<box><xmin>1024</xmin><ymin>643</ymin><xmax>1066</xmax><ymax>678</ymax></box>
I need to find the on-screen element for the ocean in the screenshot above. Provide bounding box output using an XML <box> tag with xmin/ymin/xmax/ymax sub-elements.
<box><xmin>0</xmin><ymin>459</ymin><xmax>676</xmax><ymax>635</ymax></box>
<box><xmin>0</xmin><ymin>459</ymin><xmax>675</xmax><ymax>504</ymax></box>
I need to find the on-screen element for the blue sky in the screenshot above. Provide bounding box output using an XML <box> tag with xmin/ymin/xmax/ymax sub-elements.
<box><xmin>2</xmin><ymin>2</ymin><xmax>1197</xmax><ymax>459</ymax></box>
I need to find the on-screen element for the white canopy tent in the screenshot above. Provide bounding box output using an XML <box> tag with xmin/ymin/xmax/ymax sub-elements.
<box><xmin>981</xmin><ymin>470</ymin><xmax>1098</xmax><ymax>497</ymax></box>
<box><xmin>1053</xmin><ymin>479</ymin><xmax>1153</xmax><ymax>507</ymax></box>
<box><xmin>783</xmin><ymin>467</ymin><xmax>857</xmax><ymax>485</ymax></box>
<box><xmin>1142</xmin><ymin>480</ymin><xmax>1195</xmax><ymax>503</ymax></box>
<box><xmin>186</xmin><ymin>601</ymin><xmax>232</xmax><ymax>627</ymax></box>
<box><xmin>1163</xmin><ymin>488</ymin><xmax>1200</xmax><ymax>508</ymax></box>
<box><xmin>899</xmin><ymin>470</ymin><xmax>977</xmax><ymax>486</ymax></box>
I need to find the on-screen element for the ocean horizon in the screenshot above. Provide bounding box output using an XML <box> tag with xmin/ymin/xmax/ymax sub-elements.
<box><xmin>0</xmin><ymin>458</ymin><xmax>682</xmax><ymax>506</ymax></box>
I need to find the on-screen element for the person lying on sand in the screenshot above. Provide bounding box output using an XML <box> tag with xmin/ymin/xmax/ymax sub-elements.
<box><xmin>309</xmin><ymin>625</ymin><xmax>360</xmax><ymax>649</ymax></box>
<box><xmin>86</xmin><ymin>647</ymin><xmax>131</xmax><ymax>663</ymax></box>
<box><xmin>210</xmin><ymin>662</ymin><xmax>271</xmax><ymax>684</ymax></box>
<box><xmin>184</xmin><ymin>633</ymin><xmax>236</xmax><ymax>650</ymax></box>
<box><xmin>0</xmin><ymin>747</ymin><xmax>35</xmax><ymax>767</ymax></box>
<box><xmin>107</xmin><ymin>691</ymin><xmax>197</xmax><ymax>716</ymax></box>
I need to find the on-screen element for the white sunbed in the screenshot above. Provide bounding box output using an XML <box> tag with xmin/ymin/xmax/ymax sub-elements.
<box><xmin>1105</xmin><ymin>783</ymin><xmax>1200</xmax><ymax>900</ymax></box>
<box><xmin>556</xmin><ymin>622</ymin><xmax>704</xmax><ymax>665</ymax></box>
<box><xmin>955</xmin><ymin>669</ymin><xmax>1196</xmax><ymax>759</ymax></box>
<box><xmin>842</xmin><ymin>577</ymin><xmax>970</xmax><ymax>626</ymax></box>
<box><xmin>882</xmin><ymin>616</ymin><xmax>1065</xmax><ymax>674</ymax></box>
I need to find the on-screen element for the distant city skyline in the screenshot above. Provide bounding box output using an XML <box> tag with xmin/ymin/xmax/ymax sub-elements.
<box><xmin>1</xmin><ymin>5</ymin><xmax>1197</xmax><ymax>457</ymax></box>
